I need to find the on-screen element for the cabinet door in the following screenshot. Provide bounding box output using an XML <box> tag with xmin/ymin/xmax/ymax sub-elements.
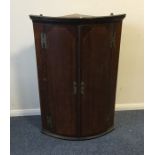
<box><xmin>80</xmin><ymin>23</ymin><xmax>122</xmax><ymax>136</ymax></box>
<box><xmin>34</xmin><ymin>23</ymin><xmax>78</xmax><ymax>137</ymax></box>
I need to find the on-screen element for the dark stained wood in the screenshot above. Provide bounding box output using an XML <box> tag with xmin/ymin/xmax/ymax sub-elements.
<box><xmin>33</xmin><ymin>23</ymin><xmax>51</xmax><ymax>131</ymax></box>
<box><xmin>108</xmin><ymin>21</ymin><xmax>123</xmax><ymax>126</ymax></box>
<box><xmin>80</xmin><ymin>22</ymin><xmax>123</xmax><ymax>137</ymax></box>
<box><xmin>80</xmin><ymin>24</ymin><xmax>112</xmax><ymax>136</ymax></box>
<box><xmin>30</xmin><ymin>14</ymin><xmax>126</xmax><ymax>24</ymax></box>
<box><xmin>44</xmin><ymin>25</ymin><xmax>78</xmax><ymax>136</ymax></box>
<box><xmin>33</xmin><ymin>23</ymin><xmax>78</xmax><ymax>137</ymax></box>
<box><xmin>30</xmin><ymin>14</ymin><xmax>125</xmax><ymax>140</ymax></box>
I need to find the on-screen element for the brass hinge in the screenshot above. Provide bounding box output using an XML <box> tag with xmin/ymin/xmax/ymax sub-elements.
<box><xmin>73</xmin><ymin>81</ymin><xmax>77</xmax><ymax>95</ymax></box>
<box><xmin>46</xmin><ymin>115</ymin><xmax>52</xmax><ymax>129</ymax></box>
<box><xmin>80</xmin><ymin>81</ymin><xmax>85</xmax><ymax>95</ymax></box>
<box><xmin>110</xmin><ymin>25</ymin><xmax>116</xmax><ymax>48</ymax></box>
<box><xmin>41</xmin><ymin>32</ymin><xmax>47</xmax><ymax>49</ymax></box>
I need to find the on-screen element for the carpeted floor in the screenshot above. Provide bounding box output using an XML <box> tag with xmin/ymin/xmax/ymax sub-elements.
<box><xmin>10</xmin><ymin>110</ymin><xmax>144</xmax><ymax>155</ymax></box>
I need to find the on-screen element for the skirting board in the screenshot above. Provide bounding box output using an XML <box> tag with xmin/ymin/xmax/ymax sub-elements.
<box><xmin>10</xmin><ymin>103</ymin><xmax>144</xmax><ymax>117</ymax></box>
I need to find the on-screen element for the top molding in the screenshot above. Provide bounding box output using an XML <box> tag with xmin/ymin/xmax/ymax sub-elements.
<box><xmin>29</xmin><ymin>13</ymin><xmax>126</xmax><ymax>24</ymax></box>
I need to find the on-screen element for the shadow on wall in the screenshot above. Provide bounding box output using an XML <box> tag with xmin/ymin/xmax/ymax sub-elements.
<box><xmin>11</xmin><ymin>45</ymin><xmax>40</xmax><ymax>110</ymax></box>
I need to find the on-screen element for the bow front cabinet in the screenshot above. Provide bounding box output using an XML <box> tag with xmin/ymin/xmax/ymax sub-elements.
<box><xmin>30</xmin><ymin>13</ymin><xmax>126</xmax><ymax>140</ymax></box>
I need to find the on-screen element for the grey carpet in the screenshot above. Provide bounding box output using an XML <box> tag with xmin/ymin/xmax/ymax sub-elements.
<box><xmin>10</xmin><ymin>110</ymin><xmax>144</xmax><ymax>155</ymax></box>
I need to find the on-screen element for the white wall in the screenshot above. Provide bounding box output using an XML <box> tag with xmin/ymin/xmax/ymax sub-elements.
<box><xmin>11</xmin><ymin>0</ymin><xmax>144</xmax><ymax>114</ymax></box>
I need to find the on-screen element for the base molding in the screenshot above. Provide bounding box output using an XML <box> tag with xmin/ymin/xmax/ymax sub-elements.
<box><xmin>10</xmin><ymin>109</ymin><xmax>41</xmax><ymax>117</ymax></box>
<box><xmin>10</xmin><ymin>103</ymin><xmax>144</xmax><ymax>117</ymax></box>
<box><xmin>115</xmin><ymin>103</ymin><xmax>144</xmax><ymax>111</ymax></box>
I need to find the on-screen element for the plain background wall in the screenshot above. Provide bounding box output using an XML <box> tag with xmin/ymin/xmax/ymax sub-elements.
<box><xmin>11</xmin><ymin>0</ymin><xmax>144</xmax><ymax>111</ymax></box>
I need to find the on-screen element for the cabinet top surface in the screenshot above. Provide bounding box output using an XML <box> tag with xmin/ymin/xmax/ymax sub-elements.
<box><xmin>29</xmin><ymin>13</ymin><xmax>126</xmax><ymax>23</ymax></box>
<box><xmin>59</xmin><ymin>13</ymin><xmax>95</xmax><ymax>18</ymax></box>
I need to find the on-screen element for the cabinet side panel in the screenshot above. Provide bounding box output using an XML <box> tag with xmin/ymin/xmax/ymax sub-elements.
<box><xmin>109</xmin><ymin>21</ymin><xmax>123</xmax><ymax>123</ymax></box>
<box><xmin>33</xmin><ymin>23</ymin><xmax>51</xmax><ymax>130</ymax></box>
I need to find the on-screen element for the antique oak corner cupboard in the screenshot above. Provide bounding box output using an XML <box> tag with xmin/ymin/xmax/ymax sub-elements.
<box><xmin>30</xmin><ymin>13</ymin><xmax>126</xmax><ymax>140</ymax></box>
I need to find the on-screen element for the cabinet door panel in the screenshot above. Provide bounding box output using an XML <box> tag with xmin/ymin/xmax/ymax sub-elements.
<box><xmin>36</xmin><ymin>24</ymin><xmax>77</xmax><ymax>136</ymax></box>
<box><xmin>43</xmin><ymin>25</ymin><xmax>77</xmax><ymax>136</ymax></box>
<box><xmin>80</xmin><ymin>23</ymin><xmax>121</xmax><ymax>136</ymax></box>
